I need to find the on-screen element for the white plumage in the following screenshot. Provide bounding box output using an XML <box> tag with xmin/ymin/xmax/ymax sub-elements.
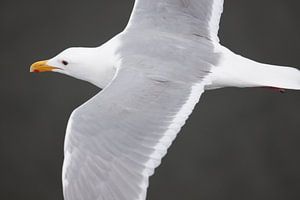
<box><xmin>30</xmin><ymin>0</ymin><xmax>300</xmax><ymax>200</ymax></box>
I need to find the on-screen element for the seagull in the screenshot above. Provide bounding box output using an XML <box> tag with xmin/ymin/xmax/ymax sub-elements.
<box><xmin>30</xmin><ymin>0</ymin><xmax>300</xmax><ymax>200</ymax></box>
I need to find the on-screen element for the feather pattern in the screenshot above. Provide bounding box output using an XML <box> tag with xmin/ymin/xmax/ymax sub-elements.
<box><xmin>62</xmin><ymin>0</ymin><xmax>223</xmax><ymax>199</ymax></box>
<box><xmin>127</xmin><ymin>0</ymin><xmax>224</xmax><ymax>42</ymax></box>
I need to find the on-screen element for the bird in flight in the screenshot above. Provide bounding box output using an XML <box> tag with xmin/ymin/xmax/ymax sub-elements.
<box><xmin>30</xmin><ymin>0</ymin><xmax>299</xmax><ymax>200</ymax></box>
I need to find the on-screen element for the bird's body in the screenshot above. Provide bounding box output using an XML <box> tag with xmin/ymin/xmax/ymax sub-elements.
<box><xmin>30</xmin><ymin>0</ymin><xmax>299</xmax><ymax>199</ymax></box>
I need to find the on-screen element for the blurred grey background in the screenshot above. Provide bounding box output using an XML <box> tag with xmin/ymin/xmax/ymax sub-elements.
<box><xmin>1</xmin><ymin>0</ymin><xmax>300</xmax><ymax>199</ymax></box>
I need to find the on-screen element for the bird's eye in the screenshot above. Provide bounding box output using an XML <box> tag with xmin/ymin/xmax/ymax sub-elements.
<box><xmin>62</xmin><ymin>60</ymin><xmax>69</xmax><ymax>66</ymax></box>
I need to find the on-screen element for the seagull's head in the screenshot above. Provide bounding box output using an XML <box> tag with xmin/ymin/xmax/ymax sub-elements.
<box><xmin>30</xmin><ymin>47</ymin><xmax>116</xmax><ymax>88</ymax></box>
<box><xmin>30</xmin><ymin>47</ymin><xmax>95</xmax><ymax>77</ymax></box>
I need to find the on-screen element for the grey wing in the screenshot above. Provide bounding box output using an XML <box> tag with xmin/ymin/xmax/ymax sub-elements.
<box><xmin>62</xmin><ymin>66</ymin><xmax>210</xmax><ymax>200</ymax></box>
<box><xmin>127</xmin><ymin>0</ymin><xmax>224</xmax><ymax>42</ymax></box>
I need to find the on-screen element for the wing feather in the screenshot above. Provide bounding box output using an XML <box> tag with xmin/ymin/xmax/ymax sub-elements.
<box><xmin>63</xmin><ymin>67</ymin><xmax>209</xmax><ymax>200</ymax></box>
<box><xmin>62</xmin><ymin>2</ymin><xmax>222</xmax><ymax>197</ymax></box>
<box><xmin>127</xmin><ymin>0</ymin><xmax>224</xmax><ymax>42</ymax></box>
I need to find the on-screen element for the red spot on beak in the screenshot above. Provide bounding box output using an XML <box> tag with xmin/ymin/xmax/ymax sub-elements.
<box><xmin>34</xmin><ymin>70</ymin><xmax>40</xmax><ymax>73</ymax></box>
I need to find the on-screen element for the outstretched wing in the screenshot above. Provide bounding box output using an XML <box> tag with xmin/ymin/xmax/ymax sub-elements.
<box><xmin>126</xmin><ymin>0</ymin><xmax>224</xmax><ymax>42</ymax></box>
<box><xmin>62</xmin><ymin>1</ymin><xmax>222</xmax><ymax>199</ymax></box>
<box><xmin>62</xmin><ymin>65</ymin><xmax>209</xmax><ymax>200</ymax></box>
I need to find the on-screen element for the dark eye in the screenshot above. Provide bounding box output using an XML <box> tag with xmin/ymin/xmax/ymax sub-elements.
<box><xmin>62</xmin><ymin>60</ymin><xmax>68</xmax><ymax>66</ymax></box>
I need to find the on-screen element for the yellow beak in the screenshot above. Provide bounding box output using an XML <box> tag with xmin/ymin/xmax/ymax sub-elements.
<box><xmin>30</xmin><ymin>60</ymin><xmax>59</xmax><ymax>73</ymax></box>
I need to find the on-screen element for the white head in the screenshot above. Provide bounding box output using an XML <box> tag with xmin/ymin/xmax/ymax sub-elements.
<box><xmin>30</xmin><ymin>47</ymin><xmax>116</xmax><ymax>88</ymax></box>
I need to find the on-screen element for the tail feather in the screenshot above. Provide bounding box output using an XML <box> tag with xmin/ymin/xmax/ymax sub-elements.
<box><xmin>208</xmin><ymin>47</ymin><xmax>300</xmax><ymax>90</ymax></box>
<box><xmin>250</xmin><ymin>63</ymin><xmax>300</xmax><ymax>90</ymax></box>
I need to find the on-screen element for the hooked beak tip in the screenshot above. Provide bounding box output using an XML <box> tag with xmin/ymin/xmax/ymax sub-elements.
<box><xmin>30</xmin><ymin>60</ymin><xmax>58</xmax><ymax>73</ymax></box>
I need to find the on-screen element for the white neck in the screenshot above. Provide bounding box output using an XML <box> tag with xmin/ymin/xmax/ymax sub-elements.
<box><xmin>70</xmin><ymin>40</ymin><xmax>119</xmax><ymax>89</ymax></box>
<box><xmin>87</xmin><ymin>46</ymin><xmax>117</xmax><ymax>88</ymax></box>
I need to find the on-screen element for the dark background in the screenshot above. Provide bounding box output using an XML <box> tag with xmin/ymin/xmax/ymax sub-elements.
<box><xmin>1</xmin><ymin>0</ymin><xmax>300</xmax><ymax>199</ymax></box>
